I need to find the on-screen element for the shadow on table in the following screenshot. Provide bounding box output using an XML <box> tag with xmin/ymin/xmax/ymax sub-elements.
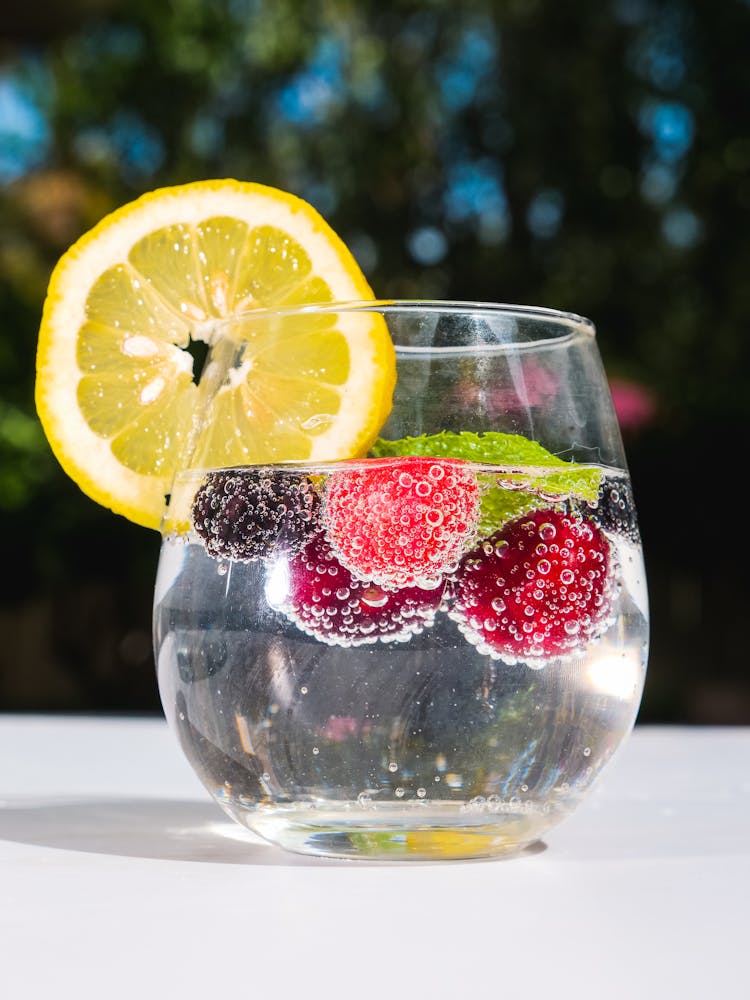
<box><xmin>0</xmin><ymin>798</ymin><xmax>546</xmax><ymax>866</ymax></box>
<box><xmin>0</xmin><ymin>798</ymin><xmax>291</xmax><ymax>865</ymax></box>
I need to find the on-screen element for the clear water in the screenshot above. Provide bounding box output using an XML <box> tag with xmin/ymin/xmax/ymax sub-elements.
<box><xmin>153</xmin><ymin>461</ymin><xmax>648</xmax><ymax>860</ymax></box>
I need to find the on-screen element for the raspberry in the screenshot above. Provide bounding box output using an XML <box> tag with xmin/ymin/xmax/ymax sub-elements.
<box><xmin>322</xmin><ymin>457</ymin><xmax>480</xmax><ymax>588</ymax></box>
<box><xmin>192</xmin><ymin>469</ymin><xmax>320</xmax><ymax>561</ymax></box>
<box><xmin>277</xmin><ymin>532</ymin><xmax>444</xmax><ymax>646</ymax></box>
<box><xmin>450</xmin><ymin>508</ymin><xmax>614</xmax><ymax>663</ymax></box>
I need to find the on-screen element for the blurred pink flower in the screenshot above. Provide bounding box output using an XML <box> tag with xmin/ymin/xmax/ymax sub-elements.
<box><xmin>452</xmin><ymin>360</ymin><xmax>559</xmax><ymax>413</ymax></box>
<box><xmin>609</xmin><ymin>377</ymin><xmax>657</xmax><ymax>432</ymax></box>
<box><xmin>492</xmin><ymin>360</ymin><xmax>559</xmax><ymax>409</ymax></box>
<box><xmin>320</xmin><ymin>715</ymin><xmax>360</xmax><ymax>742</ymax></box>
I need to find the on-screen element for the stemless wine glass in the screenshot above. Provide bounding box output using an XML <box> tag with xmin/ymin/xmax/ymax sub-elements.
<box><xmin>153</xmin><ymin>301</ymin><xmax>649</xmax><ymax>861</ymax></box>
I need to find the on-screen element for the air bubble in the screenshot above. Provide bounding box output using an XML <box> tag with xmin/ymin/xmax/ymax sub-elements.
<box><xmin>312</xmin><ymin>746</ymin><xmax>320</xmax><ymax>755</ymax></box>
<box><xmin>388</xmin><ymin>761</ymin><xmax>398</xmax><ymax>773</ymax></box>
<box><xmin>416</xmin><ymin>787</ymin><xmax>426</xmax><ymax>798</ymax></box>
<box><xmin>361</xmin><ymin>587</ymin><xmax>389</xmax><ymax>608</ymax></box>
<box><xmin>395</xmin><ymin>787</ymin><xmax>405</xmax><ymax>798</ymax></box>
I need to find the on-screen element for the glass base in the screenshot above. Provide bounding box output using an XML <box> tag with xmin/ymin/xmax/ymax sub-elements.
<box><xmin>230</xmin><ymin>801</ymin><xmax>556</xmax><ymax>861</ymax></box>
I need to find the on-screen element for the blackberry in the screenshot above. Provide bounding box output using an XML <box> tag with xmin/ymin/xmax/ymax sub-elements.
<box><xmin>595</xmin><ymin>477</ymin><xmax>641</xmax><ymax>544</ymax></box>
<box><xmin>192</xmin><ymin>470</ymin><xmax>320</xmax><ymax>562</ymax></box>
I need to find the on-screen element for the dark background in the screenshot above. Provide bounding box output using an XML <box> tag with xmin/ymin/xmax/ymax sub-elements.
<box><xmin>1</xmin><ymin>0</ymin><xmax>748</xmax><ymax>722</ymax></box>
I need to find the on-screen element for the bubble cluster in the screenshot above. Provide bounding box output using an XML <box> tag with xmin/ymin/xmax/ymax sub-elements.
<box><xmin>280</xmin><ymin>531</ymin><xmax>445</xmax><ymax>646</ymax></box>
<box><xmin>450</xmin><ymin>507</ymin><xmax>614</xmax><ymax>662</ymax></box>
<box><xmin>192</xmin><ymin>469</ymin><xmax>320</xmax><ymax>561</ymax></box>
<box><xmin>322</xmin><ymin>457</ymin><xmax>481</xmax><ymax>588</ymax></box>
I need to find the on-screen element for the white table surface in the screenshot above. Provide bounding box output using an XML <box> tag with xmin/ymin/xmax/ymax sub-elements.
<box><xmin>1</xmin><ymin>715</ymin><xmax>748</xmax><ymax>1000</ymax></box>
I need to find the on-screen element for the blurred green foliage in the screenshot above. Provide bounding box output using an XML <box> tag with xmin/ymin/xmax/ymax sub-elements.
<box><xmin>1</xmin><ymin>0</ymin><xmax>749</xmax><ymax>718</ymax></box>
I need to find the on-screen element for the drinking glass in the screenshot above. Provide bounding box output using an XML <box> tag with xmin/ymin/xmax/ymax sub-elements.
<box><xmin>153</xmin><ymin>301</ymin><xmax>649</xmax><ymax>860</ymax></box>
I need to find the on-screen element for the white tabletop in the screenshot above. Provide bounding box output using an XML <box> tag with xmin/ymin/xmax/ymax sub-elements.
<box><xmin>1</xmin><ymin>714</ymin><xmax>747</xmax><ymax>1000</ymax></box>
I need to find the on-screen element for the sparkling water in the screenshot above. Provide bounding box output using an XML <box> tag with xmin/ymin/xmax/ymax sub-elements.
<box><xmin>153</xmin><ymin>460</ymin><xmax>648</xmax><ymax>859</ymax></box>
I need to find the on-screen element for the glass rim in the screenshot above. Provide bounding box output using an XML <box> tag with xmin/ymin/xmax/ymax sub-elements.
<box><xmin>212</xmin><ymin>299</ymin><xmax>597</xmax><ymax>337</ymax></box>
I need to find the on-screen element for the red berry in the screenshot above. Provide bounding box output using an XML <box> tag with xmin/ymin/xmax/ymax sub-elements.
<box><xmin>322</xmin><ymin>457</ymin><xmax>481</xmax><ymax>588</ymax></box>
<box><xmin>277</xmin><ymin>532</ymin><xmax>445</xmax><ymax>646</ymax></box>
<box><xmin>450</xmin><ymin>508</ymin><xmax>614</xmax><ymax>663</ymax></box>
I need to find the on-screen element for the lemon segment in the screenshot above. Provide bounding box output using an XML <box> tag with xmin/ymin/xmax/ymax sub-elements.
<box><xmin>35</xmin><ymin>179</ymin><xmax>395</xmax><ymax>530</ymax></box>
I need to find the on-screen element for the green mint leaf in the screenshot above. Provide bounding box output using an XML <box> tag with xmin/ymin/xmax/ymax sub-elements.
<box><xmin>371</xmin><ymin>431</ymin><xmax>603</xmax><ymax>535</ymax></box>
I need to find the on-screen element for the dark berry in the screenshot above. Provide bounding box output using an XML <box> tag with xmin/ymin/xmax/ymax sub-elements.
<box><xmin>450</xmin><ymin>508</ymin><xmax>614</xmax><ymax>663</ymax></box>
<box><xmin>322</xmin><ymin>457</ymin><xmax>480</xmax><ymax>588</ymax></box>
<box><xmin>192</xmin><ymin>469</ymin><xmax>320</xmax><ymax>561</ymax></box>
<box><xmin>276</xmin><ymin>532</ymin><xmax>445</xmax><ymax>646</ymax></box>
<box><xmin>595</xmin><ymin>477</ymin><xmax>641</xmax><ymax>544</ymax></box>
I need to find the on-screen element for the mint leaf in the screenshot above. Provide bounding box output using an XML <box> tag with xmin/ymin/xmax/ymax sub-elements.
<box><xmin>371</xmin><ymin>431</ymin><xmax>603</xmax><ymax>534</ymax></box>
<box><xmin>476</xmin><ymin>486</ymin><xmax>540</xmax><ymax>536</ymax></box>
<box><xmin>371</xmin><ymin>431</ymin><xmax>602</xmax><ymax>498</ymax></box>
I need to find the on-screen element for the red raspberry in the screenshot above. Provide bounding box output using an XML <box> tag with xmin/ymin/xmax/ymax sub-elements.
<box><xmin>450</xmin><ymin>508</ymin><xmax>614</xmax><ymax>663</ymax></box>
<box><xmin>277</xmin><ymin>532</ymin><xmax>444</xmax><ymax>646</ymax></box>
<box><xmin>322</xmin><ymin>457</ymin><xmax>481</xmax><ymax>588</ymax></box>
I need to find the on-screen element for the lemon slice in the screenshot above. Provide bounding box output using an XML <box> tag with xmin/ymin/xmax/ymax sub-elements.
<box><xmin>35</xmin><ymin>179</ymin><xmax>395</xmax><ymax>530</ymax></box>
